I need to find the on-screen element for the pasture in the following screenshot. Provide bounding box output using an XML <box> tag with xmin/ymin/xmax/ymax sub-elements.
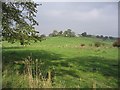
<box><xmin>2</xmin><ymin>37</ymin><xmax>118</xmax><ymax>88</ymax></box>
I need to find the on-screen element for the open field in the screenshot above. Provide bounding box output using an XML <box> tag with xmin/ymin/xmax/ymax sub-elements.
<box><xmin>2</xmin><ymin>37</ymin><xmax>118</xmax><ymax>88</ymax></box>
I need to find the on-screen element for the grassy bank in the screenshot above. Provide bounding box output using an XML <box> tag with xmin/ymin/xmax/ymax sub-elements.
<box><xmin>2</xmin><ymin>37</ymin><xmax>118</xmax><ymax>88</ymax></box>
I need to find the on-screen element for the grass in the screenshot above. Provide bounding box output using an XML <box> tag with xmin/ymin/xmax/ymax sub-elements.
<box><xmin>2</xmin><ymin>36</ymin><xmax>118</xmax><ymax>88</ymax></box>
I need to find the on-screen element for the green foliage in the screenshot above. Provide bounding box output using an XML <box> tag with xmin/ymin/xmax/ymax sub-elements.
<box><xmin>49</xmin><ymin>30</ymin><xmax>58</xmax><ymax>37</ymax></box>
<box><xmin>62</xmin><ymin>29</ymin><xmax>76</xmax><ymax>37</ymax></box>
<box><xmin>49</xmin><ymin>29</ymin><xmax>76</xmax><ymax>37</ymax></box>
<box><xmin>58</xmin><ymin>31</ymin><xmax>63</xmax><ymax>36</ymax></box>
<box><xmin>103</xmin><ymin>36</ymin><xmax>109</xmax><ymax>41</ymax></box>
<box><xmin>81</xmin><ymin>32</ymin><xmax>87</xmax><ymax>37</ymax></box>
<box><xmin>2</xmin><ymin>2</ymin><xmax>39</xmax><ymax>45</ymax></box>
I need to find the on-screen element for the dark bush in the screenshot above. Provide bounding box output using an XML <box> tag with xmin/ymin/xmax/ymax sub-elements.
<box><xmin>94</xmin><ymin>42</ymin><xmax>101</xmax><ymax>47</ymax></box>
<box><xmin>113</xmin><ymin>38</ymin><xmax>120</xmax><ymax>47</ymax></box>
<box><xmin>81</xmin><ymin>32</ymin><xmax>87</xmax><ymax>37</ymax></box>
<box><xmin>81</xmin><ymin>44</ymin><xmax>85</xmax><ymax>47</ymax></box>
<box><xmin>113</xmin><ymin>42</ymin><xmax>117</xmax><ymax>47</ymax></box>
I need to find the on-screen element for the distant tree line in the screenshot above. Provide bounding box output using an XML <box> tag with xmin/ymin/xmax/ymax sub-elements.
<box><xmin>40</xmin><ymin>30</ymin><xmax>120</xmax><ymax>47</ymax></box>
<box><xmin>78</xmin><ymin>32</ymin><xmax>116</xmax><ymax>40</ymax></box>
<box><xmin>49</xmin><ymin>29</ymin><xmax>76</xmax><ymax>37</ymax></box>
<box><xmin>48</xmin><ymin>30</ymin><xmax>117</xmax><ymax>40</ymax></box>
<box><xmin>95</xmin><ymin>35</ymin><xmax>116</xmax><ymax>40</ymax></box>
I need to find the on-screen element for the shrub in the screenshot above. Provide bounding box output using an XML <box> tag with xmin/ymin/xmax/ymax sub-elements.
<box><xmin>81</xmin><ymin>44</ymin><xmax>85</xmax><ymax>47</ymax></box>
<box><xmin>94</xmin><ymin>42</ymin><xmax>101</xmax><ymax>47</ymax></box>
<box><xmin>113</xmin><ymin>39</ymin><xmax>120</xmax><ymax>47</ymax></box>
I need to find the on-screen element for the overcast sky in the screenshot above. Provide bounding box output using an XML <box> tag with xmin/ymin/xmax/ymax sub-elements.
<box><xmin>35</xmin><ymin>2</ymin><xmax>118</xmax><ymax>37</ymax></box>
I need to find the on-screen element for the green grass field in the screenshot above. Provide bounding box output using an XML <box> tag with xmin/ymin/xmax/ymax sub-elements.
<box><xmin>2</xmin><ymin>36</ymin><xmax>118</xmax><ymax>88</ymax></box>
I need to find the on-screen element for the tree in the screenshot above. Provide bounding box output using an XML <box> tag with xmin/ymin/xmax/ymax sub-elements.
<box><xmin>66</xmin><ymin>29</ymin><xmax>72</xmax><ymax>37</ymax></box>
<box><xmin>109</xmin><ymin>36</ymin><xmax>114</xmax><ymax>40</ymax></box>
<box><xmin>52</xmin><ymin>30</ymin><xmax>58</xmax><ymax>36</ymax></box>
<box><xmin>81</xmin><ymin>32</ymin><xmax>87</xmax><ymax>37</ymax></box>
<box><xmin>49</xmin><ymin>33</ymin><xmax>53</xmax><ymax>37</ymax></box>
<box><xmin>100</xmin><ymin>35</ymin><xmax>103</xmax><ymax>38</ymax></box>
<box><xmin>63</xmin><ymin>31</ymin><xmax>68</xmax><ymax>37</ymax></box>
<box><xmin>2</xmin><ymin>1</ymin><xmax>40</xmax><ymax>45</ymax></box>
<box><xmin>63</xmin><ymin>29</ymin><xmax>76</xmax><ymax>37</ymax></box>
<box><xmin>103</xmin><ymin>36</ymin><xmax>108</xmax><ymax>40</ymax></box>
<box><xmin>58</xmin><ymin>31</ymin><xmax>63</xmax><ymax>36</ymax></box>
<box><xmin>40</xmin><ymin>34</ymin><xmax>46</xmax><ymax>38</ymax></box>
<box><xmin>49</xmin><ymin>30</ymin><xmax>58</xmax><ymax>37</ymax></box>
<box><xmin>96</xmin><ymin>35</ymin><xmax>100</xmax><ymax>38</ymax></box>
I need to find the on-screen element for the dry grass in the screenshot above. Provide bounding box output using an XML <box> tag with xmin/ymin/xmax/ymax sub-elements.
<box><xmin>14</xmin><ymin>56</ymin><xmax>53</xmax><ymax>88</ymax></box>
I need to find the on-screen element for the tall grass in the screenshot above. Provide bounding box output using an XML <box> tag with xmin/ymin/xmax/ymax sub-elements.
<box><xmin>3</xmin><ymin>56</ymin><xmax>53</xmax><ymax>88</ymax></box>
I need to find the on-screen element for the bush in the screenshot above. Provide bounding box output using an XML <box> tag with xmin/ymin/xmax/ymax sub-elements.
<box><xmin>94</xmin><ymin>42</ymin><xmax>101</xmax><ymax>47</ymax></box>
<box><xmin>81</xmin><ymin>44</ymin><xmax>85</xmax><ymax>47</ymax></box>
<box><xmin>113</xmin><ymin>40</ymin><xmax>120</xmax><ymax>47</ymax></box>
<box><xmin>81</xmin><ymin>32</ymin><xmax>87</xmax><ymax>37</ymax></box>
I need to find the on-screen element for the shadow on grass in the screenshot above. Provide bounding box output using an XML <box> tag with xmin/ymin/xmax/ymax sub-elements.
<box><xmin>2</xmin><ymin>49</ymin><xmax>63</xmax><ymax>73</ymax></box>
<box><xmin>3</xmin><ymin>50</ymin><xmax>62</xmax><ymax>61</ymax></box>
<box><xmin>53</xmin><ymin>56</ymin><xmax>118</xmax><ymax>79</ymax></box>
<box><xmin>2</xmin><ymin>46</ymin><xmax>25</xmax><ymax>49</ymax></box>
<box><xmin>3</xmin><ymin>49</ymin><xmax>118</xmax><ymax>80</ymax></box>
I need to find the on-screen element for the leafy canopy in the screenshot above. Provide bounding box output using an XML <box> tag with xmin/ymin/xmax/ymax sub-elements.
<box><xmin>2</xmin><ymin>1</ymin><xmax>40</xmax><ymax>45</ymax></box>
